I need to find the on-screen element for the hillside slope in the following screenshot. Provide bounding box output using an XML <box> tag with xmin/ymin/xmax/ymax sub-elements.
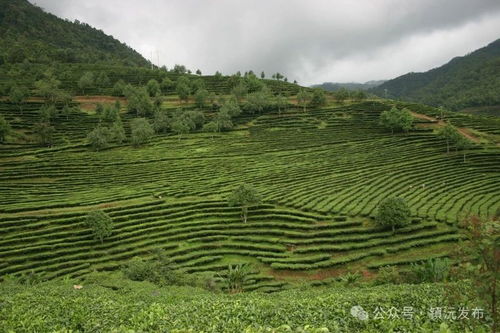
<box><xmin>0</xmin><ymin>0</ymin><xmax>149</xmax><ymax>66</ymax></box>
<box><xmin>312</xmin><ymin>80</ymin><xmax>385</xmax><ymax>91</ymax></box>
<box><xmin>371</xmin><ymin>39</ymin><xmax>500</xmax><ymax>111</ymax></box>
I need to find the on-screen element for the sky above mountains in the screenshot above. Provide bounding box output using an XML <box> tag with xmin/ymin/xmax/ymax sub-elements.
<box><xmin>32</xmin><ymin>0</ymin><xmax>500</xmax><ymax>85</ymax></box>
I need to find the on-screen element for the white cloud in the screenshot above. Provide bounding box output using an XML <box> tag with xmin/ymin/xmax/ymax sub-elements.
<box><xmin>32</xmin><ymin>0</ymin><xmax>500</xmax><ymax>85</ymax></box>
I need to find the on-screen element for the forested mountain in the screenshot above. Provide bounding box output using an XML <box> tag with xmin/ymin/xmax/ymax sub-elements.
<box><xmin>0</xmin><ymin>0</ymin><xmax>149</xmax><ymax>66</ymax></box>
<box><xmin>371</xmin><ymin>38</ymin><xmax>500</xmax><ymax>111</ymax></box>
<box><xmin>311</xmin><ymin>80</ymin><xmax>385</xmax><ymax>91</ymax></box>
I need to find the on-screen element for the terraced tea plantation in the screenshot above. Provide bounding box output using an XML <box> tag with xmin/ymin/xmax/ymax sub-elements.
<box><xmin>1</xmin><ymin>100</ymin><xmax>499</xmax><ymax>290</ymax></box>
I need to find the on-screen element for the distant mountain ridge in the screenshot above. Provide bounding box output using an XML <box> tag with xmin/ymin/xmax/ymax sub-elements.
<box><xmin>311</xmin><ymin>80</ymin><xmax>385</xmax><ymax>91</ymax></box>
<box><xmin>371</xmin><ymin>38</ymin><xmax>500</xmax><ymax>111</ymax></box>
<box><xmin>0</xmin><ymin>0</ymin><xmax>149</xmax><ymax>66</ymax></box>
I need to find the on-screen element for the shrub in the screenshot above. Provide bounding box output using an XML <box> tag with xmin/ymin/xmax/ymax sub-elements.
<box><xmin>85</xmin><ymin>210</ymin><xmax>113</xmax><ymax>244</ymax></box>
<box><xmin>409</xmin><ymin>258</ymin><xmax>451</xmax><ymax>283</ymax></box>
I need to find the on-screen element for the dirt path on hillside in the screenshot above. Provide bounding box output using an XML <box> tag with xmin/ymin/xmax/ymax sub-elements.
<box><xmin>410</xmin><ymin>111</ymin><xmax>481</xmax><ymax>143</ymax></box>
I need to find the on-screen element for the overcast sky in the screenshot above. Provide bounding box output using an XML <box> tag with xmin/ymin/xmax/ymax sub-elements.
<box><xmin>31</xmin><ymin>0</ymin><xmax>500</xmax><ymax>85</ymax></box>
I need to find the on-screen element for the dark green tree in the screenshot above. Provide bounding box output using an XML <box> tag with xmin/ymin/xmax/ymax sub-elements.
<box><xmin>375</xmin><ymin>197</ymin><xmax>411</xmax><ymax>233</ymax></box>
<box><xmin>87</xmin><ymin>125</ymin><xmax>111</xmax><ymax>151</ymax></box>
<box><xmin>379</xmin><ymin>106</ymin><xmax>413</xmax><ymax>134</ymax></box>
<box><xmin>85</xmin><ymin>210</ymin><xmax>113</xmax><ymax>244</ymax></box>
<box><xmin>146</xmin><ymin>79</ymin><xmax>161</xmax><ymax>97</ymax></box>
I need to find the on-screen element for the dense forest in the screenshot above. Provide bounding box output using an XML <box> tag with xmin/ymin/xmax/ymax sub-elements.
<box><xmin>0</xmin><ymin>0</ymin><xmax>149</xmax><ymax>66</ymax></box>
<box><xmin>371</xmin><ymin>38</ymin><xmax>500</xmax><ymax>111</ymax></box>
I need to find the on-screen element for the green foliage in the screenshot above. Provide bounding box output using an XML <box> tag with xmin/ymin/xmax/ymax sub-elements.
<box><xmin>309</xmin><ymin>88</ymin><xmax>327</xmax><ymax>108</ymax></box>
<box><xmin>245</xmin><ymin>88</ymin><xmax>272</xmax><ymax>114</ymax></box>
<box><xmin>297</xmin><ymin>89</ymin><xmax>312</xmax><ymax>112</ymax></box>
<box><xmin>436</xmin><ymin>123</ymin><xmax>461</xmax><ymax>153</ymax></box>
<box><xmin>78</xmin><ymin>72</ymin><xmax>94</xmax><ymax>95</ymax></box>
<box><xmin>130</xmin><ymin>118</ymin><xmax>154</xmax><ymax>146</ymax></box>
<box><xmin>85</xmin><ymin>210</ymin><xmax>113</xmax><ymax>244</ymax></box>
<box><xmin>194</xmin><ymin>88</ymin><xmax>209</xmax><ymax>108</ymax></box>
<box><xmin>228</xmin><ymin>184</ymin><xmax>261</xmax><ymax>223</ymax></box>
<box><xmin>457</xmin><ymin>216</ymin><xmax>500</xmax><ymax>330</ymax></box>
<box><xmin>0</xmin><ymin>114</ymin><xmax>11</xmax><ymax>142</ymax></box>
<box><xmin>410</xmin><ymin>258</ymin><xmax>451</xmax><ymax>283</ymax></box>
<box><xmin>379</xmin><ymin>106</ymin><xmax>413</xmax><ymax>134</ymax></box>
<box><xmin>110</xmin><ymin>120</ymin><xmax>126</xmax><ymax>144</ymax></box>
<box><xmin>153</xmin><ymin>110</ymin><xmax>170</xmax><ymax>134</ymax></box>
<box><xmin>375</xmin><ymin>197</ymin><xmax>411</xmax><ymax>232</ymax></box>
<box><xmin>218</xmin><ymin>263</ymin><xmax>252</xmax><ymax>293</ymax></box>
<box><xmin>214</xmin><ymin>109</ymin><xmax>233</xmax><ymax>132</ymax></box>
<box><xmin>8</xmin><ymin>86</ymin><xmax>29</xmax><ymax>113</ymax></box>
<box><xmin>0</xmin><ymin>0</ymin><xmax>149</xmax><ymax>66</ymax></box>
<box><xmin>32</xmin><ymin>122</ymin><xmax>55</xmax><ymax>146</ymax></box>
<box><xmin>339</xmin><ymin>271</ymin><xmax>362</xmax><ymax>285</ymax></box>
<box><xmin>176</xmin><ymin>76</ymin><xmax>191</xmax><ymax>103</ymax></box>
<box><xmin>146</xmin><ymin>79</ymin><xmax>161</xmax><ymax>97</ymax></box>
<box><xmin>374</xmin><ymin>266</ymin><xmax>402</xmax><ymax>285</ymax></box>
<box><xmin>335</xmin><ymin>88</ymin><xmax>349</xmax><ymax>104</ymax></box>
<box><xmin>372</xmin><ymin>39</ymin><xmax>500</xmax><ymax>110</ymax></box>
<box><xmin>274</xmin><ymin>94</ymin><xmax>288</xmax><ymax>115</ymax></box>
<box><xmin>220</xmin><ymin>98</ymin><xmax>241</xmax><ymax>118</ymax></box>
<box><xmin>126</xmin><ymin>86</ymin><xmax>153</xmax><ymax>117</ymax></box>
<box><xmin>202</xmin><ymin>121</ymin><xmax>218</xmax><ymax>138</ymax></box>
<box><xmin>160</xmin><ymin>77</ymin><xmax>174</xmax><ymax>93</ymax></box>
<box><xmin>87</xmin><ymin>125</ymin><xmax>111</xmax><ymax>151</ymax></box>
<box><xmin>112</xmin><ymin>79</ymin><xmax>126</xmax><ymax>96</ymax></box>
<box><xmin>232</xmin><ymin>82</ymin><xmax>248</xmax><ymax>101</ymax></box>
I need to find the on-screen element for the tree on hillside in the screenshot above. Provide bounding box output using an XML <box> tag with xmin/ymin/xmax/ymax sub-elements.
<box><xmin>146</xmin><ymin>79</ymin><xmax>161</xmax><ymax>97</ymax></box>
<box><xmin>214</xmin><ymin>110</ymin><xmax>233</xmax><ymax>132</ymax></box>
<box><xmin>455</xmin><ymin>136</ymin><xmax>473</xmax><ymax>163</ymax></box>
<box><xmin>9</xmin><ymin>86</ymin><xmax>29</xmax><ymax>114</ymax></box>
<box><xmin>35</xmin><ymin>74</ymin><xmax>62</xmax><ymax>104</ymax></box>
<box><xmin>170</xmin><ymin>118</ymin><xmax>191</xmax><ymax>140</ymax></box>
<box><xmin>245</xmin><ymin>88</ymin><xmax>271</xmax><ymax>115</ymax></box>
<box><xmin>297</xmin><ymin>89</ymin><xmax>312</xmax><ymax>112</ymax></box>
<box><xmin>153</xmin><ymin>110</ymin><xmax>170</xmax><ymax>134</ymax></box>
<box><xmin>202</xmin><ymin>121</ymin><xmax>218</xmax><ymax>139</ymax></box>
<box><xmin>0</xmin><ymin>115</ymin><xmax>11</xmax><ymax>143</ymax></box>
<box><xmin>196</xmin><ymin>69</ymin><xmax>202</xmax><ymax>76</ymax></box>
<box><xmin>126</xmin><ymin>87</ymin><xmax>153</xmax><ymax>117</ymax></box>
<box><xmin>110</xmin><ymin>120</ymin><xmax>126</xmax><ymax>144</ymax></box>
<box><xmin>33</xmin><ymin>122</ymin><xmax>55</xmax><ymax>147</ymax></box>
<box><xmin>160</xmin><ymin>77</ymin><xmax>174</xmax><ymax>94</ymax></box>
<box><xmin>78</xmin><ymin>72</ymin><xmax>94</xmax><ymax>95</ymax></box>
<box><xmin>220</xmin><ymin>99</ymin><xmax>241</xmax><ymax>118</ymax></box>
<box><xmin>130</xmin><ymin>118</ymin><xmax>154</xmax><ymax>146</ymax></box>
<box><xmin>194</xmin><ymin>88</ymin><xmax>209</xmax><ymax>108</ymax></box>
<box><xmin>228</xmin><ymin>184</ymin><xmax>261</xmax><ymax>223</ymax></box>
<box><xmin>176</xmin><ymin>77</ymin><xmax>191</xmax><ymax>103</ymax></box>
<box><xmin>309</xmin><ymin>88</ymin><xmax>327</xmax><ymax>108</ymax></box>
<box><xmin>260</xmin><ymin>71</ymin><xmax>265</xmax><ymax>79</ymax></box>
<box><xmin>275</xmin><ymin>94</ymin><xmax>288</xmax><ymax>116</ymax></box>
<box><xmin>353</xmin><ymin>90</ymin><xmax>367</xmax><ymax>102</ymax></box>
<box><xmin>335</xmin><ymin>88</ymin><xmax>349</xmax><ymax>104</ymax></box>
<box><xmin>39</xmin><ymin>104</ymin><xmax>57</xmax><ymax>124</ymax></box>
<box><xmin>375</xmin><ymin>197</ymin><xmax>411</xmax><ymax>233</ymax></box>
<box><xmin>231</xmin><ymin>82</ymin><xmax>248</xmax><ymax>102</ymax></box>
<box><xmin>436</xmin><ymin>123</ymin><xmax>461</xmax><ymax>154</ymax></box>
<box><xmin>112</xmin><ymin>80</ymin><xmax>126</xmax><ymax>96</ymax></box>
<box><xmin>379</xmin><ymin>106</ymin><xmax>413</xmax><ymax>134</ymax></box>
<box><xmin>85</xmin><ymin>210</ymin><xmax>113</xmax><ymax>244</ymax></box>
<box><xmin>95</xmin><ymin>72</ymin><xmax>111</xmax><ymax>93</ymax></box>
<box><xmin>87</xmin><ymin>125</ymin><xmax>111</xmax><ymax>151</ymax></box>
